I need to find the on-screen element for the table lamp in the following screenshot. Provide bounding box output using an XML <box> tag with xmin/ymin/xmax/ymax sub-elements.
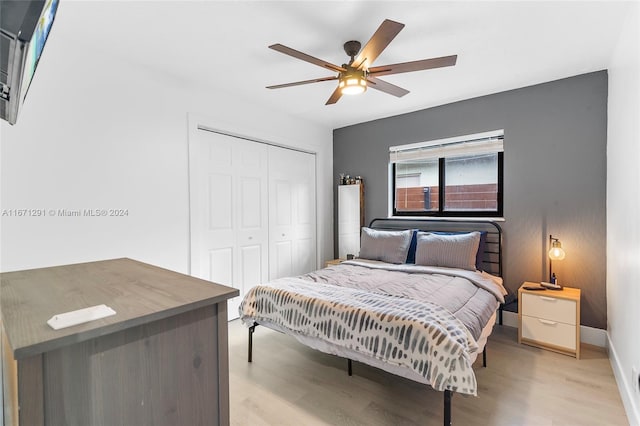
<box><xmin>547</xmin><ymin>234</ymin><xmax>565</xmax><ymax>289</ymax></box>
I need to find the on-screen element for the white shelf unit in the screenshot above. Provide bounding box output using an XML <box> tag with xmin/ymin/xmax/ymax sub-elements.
<box><xmin>338</xmin><ymin>184</ymin><xmax>364</xmax><ymax>259</ymax></box>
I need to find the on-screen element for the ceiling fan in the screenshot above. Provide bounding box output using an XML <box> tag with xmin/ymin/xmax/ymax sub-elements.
<box><xmin>266</xmin><ymin>19</ymin><xmax>458</xmax><ymax>105</ymax></box>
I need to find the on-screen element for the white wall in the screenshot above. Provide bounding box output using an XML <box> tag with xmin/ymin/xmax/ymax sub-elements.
<box><xmin>0</xmin><ymin>5</ymin><xmax>332</xmax><ymax>418</ymax></box>
<box><xmin>606</xmin><ymin>2</ymin><xmax>640</xmax><ymax>424</ymax></box>
<box><xmin>0</xmin><ymin>3</ymin><xmax>334</xmax><ymax>275</ymax></box>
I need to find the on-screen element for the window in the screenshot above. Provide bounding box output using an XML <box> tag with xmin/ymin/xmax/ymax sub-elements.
<box><xmin>390</xmin><ymin>130</ymin><xmax>504</xmax><ymax>217</ymax></box>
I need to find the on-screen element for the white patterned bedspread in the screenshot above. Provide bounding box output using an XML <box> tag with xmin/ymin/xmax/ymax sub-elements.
<box><xmin>240</xmin><ymin>261</ymin><xmax>506</xmax><ymax>396</ymax></box>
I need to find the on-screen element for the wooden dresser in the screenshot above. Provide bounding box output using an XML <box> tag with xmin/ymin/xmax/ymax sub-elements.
<box><xmin>518</xmin><ymin>282</ymin><xmax>581</xmax><ymax>359</ymax></box>
<box><xmin>1</xmin><ymin>258</ymin><xmax>238</xmax><ymax>426</ymax></box>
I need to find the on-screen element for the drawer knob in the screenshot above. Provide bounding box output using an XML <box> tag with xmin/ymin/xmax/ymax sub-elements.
<box><xmin>538</xmin><ymin>319</ymin><xmax>558</xmax><ymax>326</ymax></box>
<box><xmin>540</xmin><ymin>296</ymin><xmax>557</xmax><ymax>302</ymax></box>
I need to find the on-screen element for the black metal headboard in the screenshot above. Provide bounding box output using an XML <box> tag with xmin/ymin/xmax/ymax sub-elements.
<box><xmin>368</xmin><ymin>218</ymin><xmax>503</xmax><ymax>278</ymax></box>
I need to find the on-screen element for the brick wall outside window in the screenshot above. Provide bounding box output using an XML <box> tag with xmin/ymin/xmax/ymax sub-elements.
<box><xmin>396</xmin><ymin>183</ymin><xmax>497</xmax><ymax>211</ymax></box>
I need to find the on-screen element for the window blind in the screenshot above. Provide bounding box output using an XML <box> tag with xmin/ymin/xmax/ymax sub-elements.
<box><xmin>389</xmin><ymin>130</ymin><xmax>504</xmax><ymax>163</ymax></box>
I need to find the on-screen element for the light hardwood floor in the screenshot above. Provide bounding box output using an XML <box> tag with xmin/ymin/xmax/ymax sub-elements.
<box><xmin>228</xmin><ymin>320</ymin><xmax>628</xmax><ymax>425</ymax></box>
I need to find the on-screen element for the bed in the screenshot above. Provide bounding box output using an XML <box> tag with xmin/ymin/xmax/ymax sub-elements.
<box><xmin>239</xmin><ymin>218</ymin><xmax>506</xmax><ymax>425</ymax></box>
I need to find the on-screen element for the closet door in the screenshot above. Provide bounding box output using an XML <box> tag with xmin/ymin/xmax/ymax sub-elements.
<box><xmin>268</xmin><ymin>147</ymin><xmax>317</xmax><ymax>279</ymax></box>
<box><xmin>189</xmin><ymin>130</ymin><xmax>268</xmax><ymax>320</ymax></box>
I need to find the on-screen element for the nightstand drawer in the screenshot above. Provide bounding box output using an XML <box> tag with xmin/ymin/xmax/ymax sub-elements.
<box><xmin>521</xmin><ymin>315</ymin><xmax>577</xmax><ymax>350</ymax></box>
<box><xmin>521</xmin><ymin>292</ymin><xmax>576</xmax><ymax>325</ymax></box>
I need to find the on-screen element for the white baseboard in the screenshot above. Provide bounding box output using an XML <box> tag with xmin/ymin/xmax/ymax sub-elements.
<box><xmin>608</xmin><ymin>333</ymin><xmax>640</xmax><ymax>426</ymax></box>
<box><xmin>501</xmin><ymin>311</ymin><xmax>607</xmax><ymax>347</ymax></box>
<box><xmin>581</xmin><ymin>324</ymin><xmax>608</xmax><ymax>347</ymax></box>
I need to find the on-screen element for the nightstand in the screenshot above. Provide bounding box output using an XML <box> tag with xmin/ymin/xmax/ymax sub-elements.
<box><xmin>518</xmin><ymin>282</ymin><xmax>581</xmax><ymax>359</ymax></box>
<box><xmin>325</xmin><ymin>258</ymin><xmax>345</xmax><ymax>267</ymax></box>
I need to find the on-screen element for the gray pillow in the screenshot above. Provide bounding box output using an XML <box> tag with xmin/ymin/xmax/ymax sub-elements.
<box><xmin>415</xmin><ymin>231</ymin><xmax>481</xmax><ymax>271</ymax></box>
<box><xmin>359</xmin><ymin>227</ymin><xmax>413</xmax><ymax>264</ymax></box>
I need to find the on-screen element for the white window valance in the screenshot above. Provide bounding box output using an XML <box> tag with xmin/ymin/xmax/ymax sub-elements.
<box><xmin>389</xmin><ymin>130</ymin><xmax>504</xmax><ymax>163</ymax></box>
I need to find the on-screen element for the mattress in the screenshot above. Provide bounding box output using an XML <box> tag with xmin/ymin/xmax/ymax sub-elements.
<box><xmin>299</xmin><ymin>260</ymin><xmax>505</xmax><ymax>340</ymax></box>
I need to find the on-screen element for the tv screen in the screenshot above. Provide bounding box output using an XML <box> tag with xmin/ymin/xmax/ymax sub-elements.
<box><xmin>0</xmin><ymin>0</ymin><xmax>59</xmax><ymax>125</ymax></box>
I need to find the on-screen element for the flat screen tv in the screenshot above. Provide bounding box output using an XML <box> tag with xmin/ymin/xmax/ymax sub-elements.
<box><xmin>1</xmin><ymin>0</ymin><xmax>59</xmax><ymax>125</ymax></box>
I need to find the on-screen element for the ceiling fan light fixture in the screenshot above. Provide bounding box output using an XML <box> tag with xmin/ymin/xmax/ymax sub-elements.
<box><xmin>339</xmin><ymin>77</ymin><xmax>367</xmax><ymax>95</ymax></box>
<box><xmin>339</xmin><ymin>70</ymin><xmax>367</xmax><ymax>95</ymax></box>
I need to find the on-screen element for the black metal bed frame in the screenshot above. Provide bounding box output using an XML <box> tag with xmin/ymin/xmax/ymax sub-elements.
<box><xmin>247</xmin><ymin>218</ymin><xmax>503</xmax><ymax>426</ymax></box>
<box><xmin>248</xmin><ymin>321</ymin><xmax>486</xmax><ymax>426</ymax></box>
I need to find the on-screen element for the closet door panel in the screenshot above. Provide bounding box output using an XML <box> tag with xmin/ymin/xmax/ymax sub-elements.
<box><xmin>235</xmin><ymin>244</ymin><xmax>263</xmax><ymax>317</ymax></box>
<box><xmin>268</xmin><ymin>147</ymin><xmax>316</xmax><ymax>280</ymax></box>
<box><xmin>275</xmin><ymin>180</ymin><xmax>293</xmax><ymax>225</ymax></box>
<box><xmin>209</xmin><ymin>248</ymin><xmax>233</xmax><ymax>284</ymax></box>
<box><xmin>297</xmin><ymin>187</ymin><xmax>312</xmax><ymax>224</ymax></box>
<box><xmin>293</xmin><ymin>152</ymin><xmax>317</xmax><ymax>276</ymax></box>
<box><xmin>294</xmin><ymin>238</ymin><xmax>314</xmax><ymax>274</ymax></box>
<box><xmin>209</xmin><ymin>174</ymin><xmax>233</xmax><ymax>230</ymax></box>
<box><xmin>233</xmin><ymin>143</ymin><xmax>269</xmax><ymax>320</ymax></box>
<box><xmin>239</xmin><ymin>177</ymin><xmax>262</xmax><ymax>229</ymax></box>
<box><xmin>190</xmin><ymin>130</ymin><xmax>268</xmax><ymax>321</ymax></box>
<box><xmin>273</xmin><ymin>241</ymin><xmax>293</xmax><ymax>279</ymax></box>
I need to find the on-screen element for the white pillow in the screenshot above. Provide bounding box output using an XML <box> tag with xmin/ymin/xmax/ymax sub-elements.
<box><xmin>359</xmin><ymin>227</ymin><xmax>413</xmax><ymax>264</ymax></box>
<box><xmin>415</xmin><ymin>231</ymin><xmax>481</xmax><ymax>271</ymax></box>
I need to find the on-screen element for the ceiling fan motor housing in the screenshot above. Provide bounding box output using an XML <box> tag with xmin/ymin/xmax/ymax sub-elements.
<box><xmin>341</xmin><ymin>66</ymin><xmax>368</xmax><ymax>80</ymax></box>
<box><xmin>343</xmin><ymin>40</ymin><xmax>362</xmax><ymax>62</ymax></box>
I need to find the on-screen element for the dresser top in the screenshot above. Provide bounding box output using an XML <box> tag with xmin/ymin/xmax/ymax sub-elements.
<box><xmin>1</xmin><ymin>258</ymin><xmax>238</xmax><ymax>359</ymax></box>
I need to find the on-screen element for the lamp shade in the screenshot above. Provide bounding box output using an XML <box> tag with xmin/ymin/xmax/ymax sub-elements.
<box><xmin>339</xmin><ymin>68</ymin><xmax>367</xmax><ymax>95</ymax></box>
<box><xmin>548</xmin><ymin>239</ymin><xmax>566</xmax><ymax>260</ymax></box>
<box><xmin>339</xmin><ymin>76</ymin><xmax>367</xmax><ymax>95</ymax></box>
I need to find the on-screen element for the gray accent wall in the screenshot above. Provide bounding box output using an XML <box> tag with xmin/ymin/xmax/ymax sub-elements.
<box><xmin>333</xmin><ymin>71</ymin><xmax>607</xmax><ymax>329</ymax></box>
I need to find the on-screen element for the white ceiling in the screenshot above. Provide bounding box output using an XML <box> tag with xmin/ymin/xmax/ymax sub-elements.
<box><xmin>59</xmin><ymin>1</ymin><xmax>632</xmax><ymax>130</ymax></box>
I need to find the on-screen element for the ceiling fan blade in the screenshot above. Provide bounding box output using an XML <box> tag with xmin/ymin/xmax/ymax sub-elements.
<box><xmin>353</xmin><ymin>19</ymin><xmax>405</xmax><ymax>70</ymax></box>
<box><xmin>269</xmin><ymin>44</ymin><xmax>346</xmax><ymax>73</ymax></box>
<box><xmin>325</xmin><ymin>86</ymin><xmax>343</xmax><ymax>105</ymax></box>
<box><xmin>368</xmin><ymin>55</ymin><xmax>458</xmax><ymax>77</ymax></box>
<box><xmin>267</xmin><ymin>76</ymin><xmax>339</xmax><ymax>89</ymax></box>
<box><xmin>366</xmin><ymin>76</ymin><xmax>409</xmax><ymax>98</ymax></box>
